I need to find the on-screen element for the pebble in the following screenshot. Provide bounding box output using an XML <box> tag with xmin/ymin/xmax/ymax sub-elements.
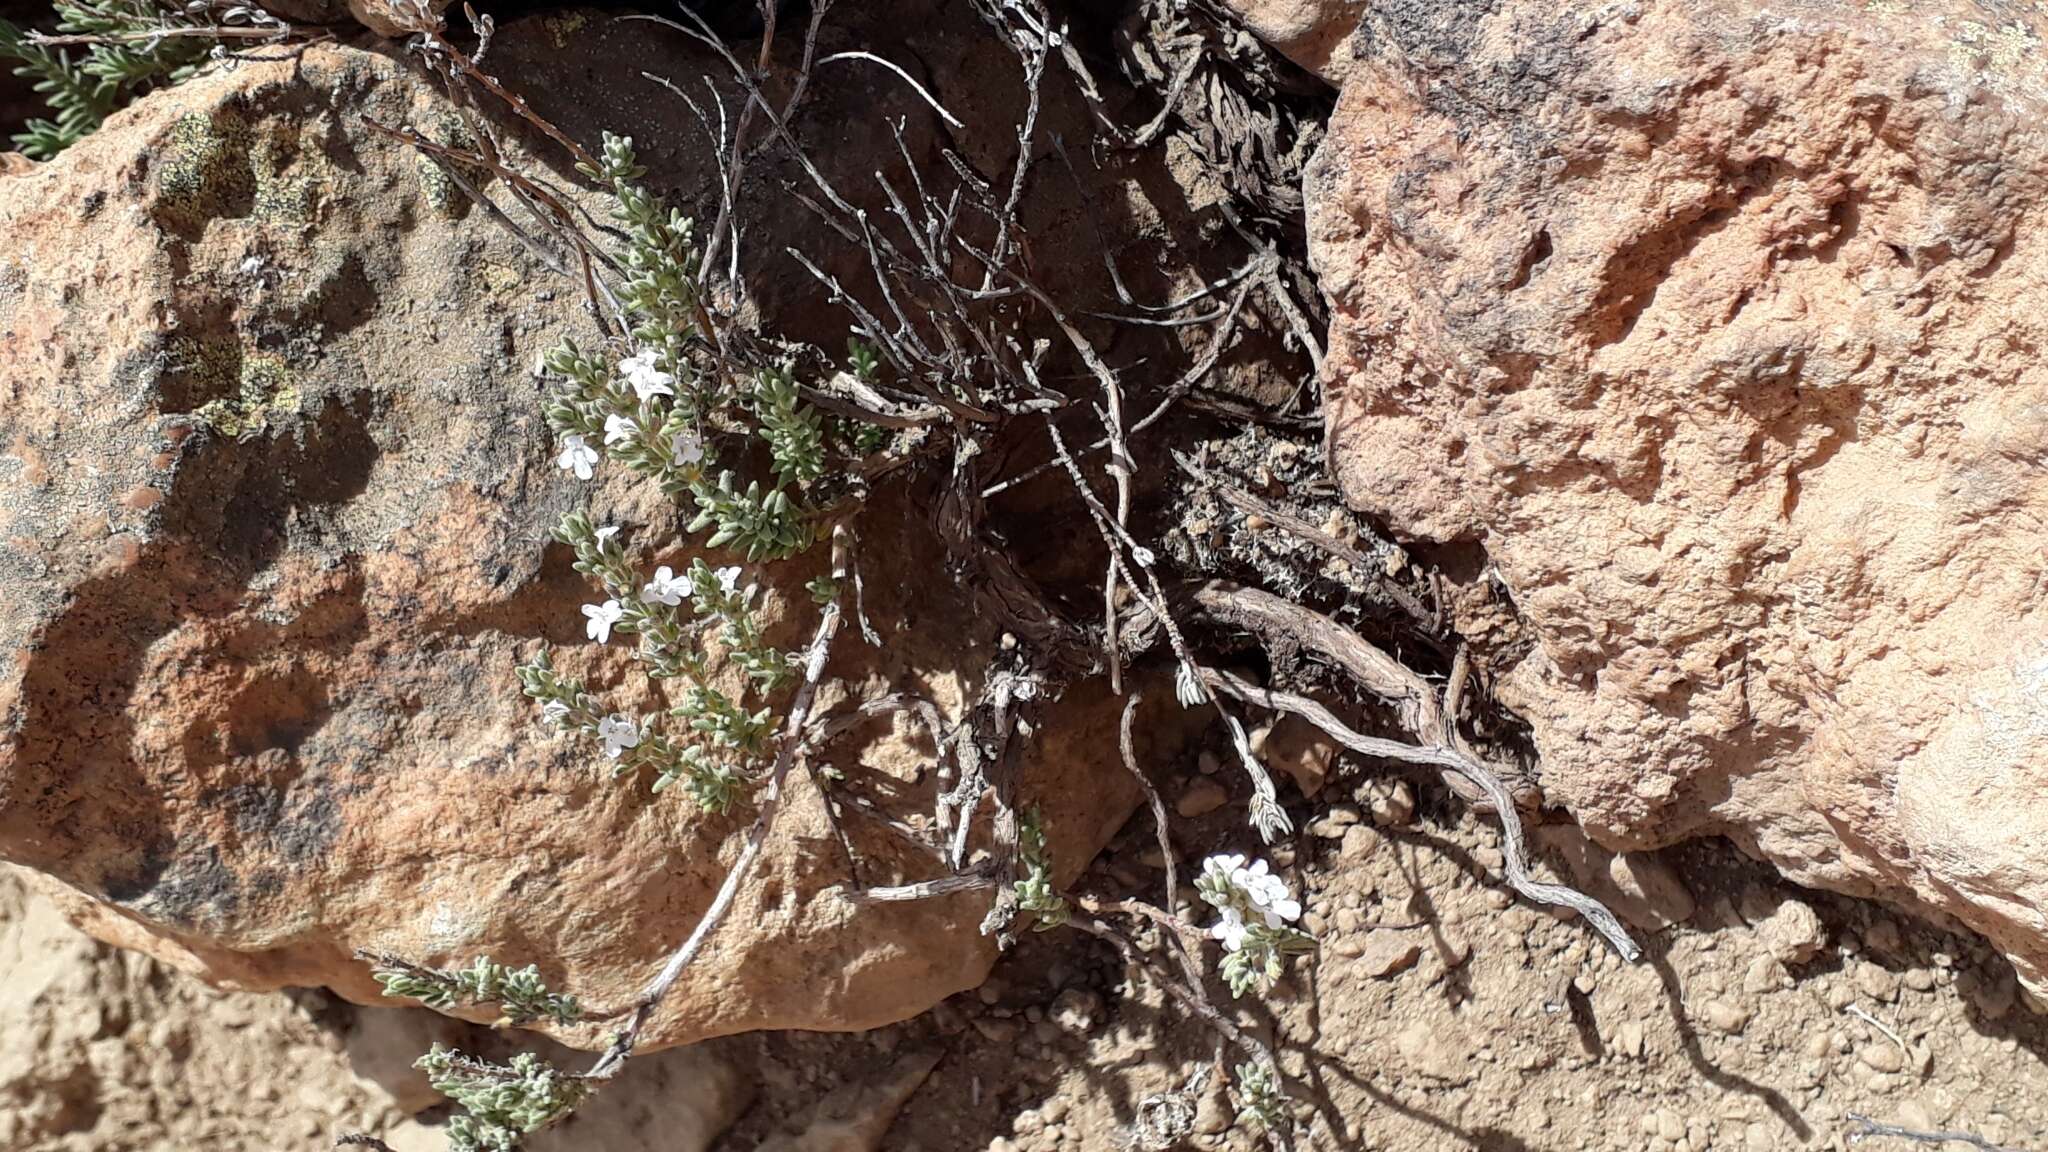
<box><xmin>1758</xmin><ymin>899</ymin><xmax>1829</xmax><ymax>965</ymax></box>
<box><xmin>1050</xmin><ymin>988</ymin><xmax>1102</xmax><ymax>1034</ymax></box>
<box><xmin>1702</xmin><ymin>999</ymin><xmax>1753</xmax><ymax>1035</ymax></box>
<box><xmin>1859</xmin><ymin>1043</ymin><xmax>1905</xmax><ymax>1074</ymax></box>
<box><xmin>1360</xmin><ymin>778</ymin><xmax>1416</xmax><ymax>826</ymax></box>
<box><xmin>1356</xmin><ymin>930</ymin><xmax>1424</xmax><ymax>978</ymax></box>
<box><xmin>1904</xmin><ymin>967</ymin><xmax>1937</xmax><ymax>992</ymax></box>
<box><xmin>1614</xmin><ymin>1019</ymin><xmax>1647</xmax><ymax>1059</ymax></box>
<box><xmin>973</xmin><ymin>1016</ymin><xmax>1023</xmax><ymax>1044</ymax></box>
<box><xmin>1309</xmin><ymin>806</ymin><xmax>1362</xmax><ymax>838</ymax></box>
<box><xmin>1340</xmin><ymin>825</ymin><xmax>1382</xmax><ymax>861</ymax></box>
<box><xmin>1196</xmin><ymin>750</ymin><xmax>1221</xmax><ymax>776</ymax></box>
<box><xmin>1854</xmin><ymin>960</ymin><xmax>1902</xmax><ymax>1003</ymax></box>
<box><xmin>1176</xmin><ymin>778</ymin><xmax>1229</xmax><ymax>818</ymax></box>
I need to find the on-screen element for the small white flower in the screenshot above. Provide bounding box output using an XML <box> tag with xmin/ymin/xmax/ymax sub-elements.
<box><xmin>641</xmin><ymin>564</ymin><xmax>687</xmax><ymax>606</ymax></box>
<box><xmin>671</xmin><ymin>429</ymin><xmax>705</xmax><ymax>466</ymax></box>
<box><xmin>714</xmin><ymin>565</ymin><xmax>743</xmax><ymax>595</ymax></box>
<box><xmin>594</xmin><ymin>525</ymin><xmax>621</xmax><ymax>546</ymax></box>
<box><xmin>596</xmin><ymin>713</ymin><xmax>641</xmax><ymax>759</ymax></box>
<box><xmin>618</xmin><ymin>350</ymin><xmax>675</xmax><ymax>402</ymax></box>
<box><xmin>1232</xmin><ymin>859</ymin><xmax>1301</xmax><ymax>927</ymax></box>
<box><xmin>604</xmin><ymin>412</ymin><xmax>637</xmax><ymax>447</ymax></box>
<box><xmin>581</xmin><ymin>599</ymin><xmax>624</xmax><ymax>643</ymax></box>
<box><xmin>1208</xmin><ymin>908</ymin><xmax>1249</xmax><ymax>953</ymax></box>
<box><xmin>556</xmin><ymin>434</ymin><xmax>599</xmax><ymax>480</ymax></box>
<box><xmin>540</xmin><ymin>700</ymin><xmax>571</xmax><ymax>727</ymax></box>
<box><xmin>1131</xmin><ymin>545</ymin><xmax>1156</xmax><ymax>568</ymax></box>
<box><xmin>1202</xmin><ymin>854</ymin><xmax>1248</xmax><ymax>891</ymax></box>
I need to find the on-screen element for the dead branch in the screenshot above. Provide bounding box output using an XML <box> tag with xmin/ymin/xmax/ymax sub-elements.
<box><xmin>1195</xmin><ymin>662</ymin><xmax>1641</xmax><ymax>962</ymax></box>
<box><xmin>1847</xmin><ymin>1114</ymin><xmax>2025</xmax><ymax>1151</ymax></box>
<box><xmin>1120</xmin><ymin>694</ymin><xmax>1180</xmax><ymax>916</ymax></box>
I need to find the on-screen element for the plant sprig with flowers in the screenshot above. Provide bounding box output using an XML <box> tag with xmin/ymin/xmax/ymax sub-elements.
<box><xmin>516</xmin><ymin>133</ymin><xmax>900</xmax><ymax>824</ymax></box>
<box><xmin>1196</xmin><ymin>852</ymin><xmax>1316</xmax><ymax>998</ymax></box>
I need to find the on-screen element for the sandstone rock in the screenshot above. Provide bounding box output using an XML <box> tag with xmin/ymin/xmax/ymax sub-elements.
<box><xmin>1217</xmin><ymin>0</ymin><xmax>1365</xmax><ymax>86</ymax></box>
<box><xmin>0</xmin><ymin>13</ymin><xmax>1171</xmax><ymax>1052</ymax></box>
<box><xmin>1310</xmin><ymin>0</ymin><xmax>2048</xmax><ymax>995</ymax></box>
<box><xmin>348</xmin><ymin>0</ymin><xmax>450</xmax><ymax>37</ymax></box>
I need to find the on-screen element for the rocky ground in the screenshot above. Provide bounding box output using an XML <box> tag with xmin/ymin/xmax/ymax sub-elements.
<box><xmin>9</xmin><ymin>758</ymin><xmax>2048</xmax><ymax>1152</ymax></box>
<box><xmin>8</xmin><ymin>0</ymin><xmax>2048</xmax><ymax>1149</ymax></box>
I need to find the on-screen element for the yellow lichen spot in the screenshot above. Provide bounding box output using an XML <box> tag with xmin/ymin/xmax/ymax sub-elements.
<box><xmin>415</xmin><ymin>113</ymin><xmax>486</xmax><ymax>219</ymax></box>
<box><xmin>1949</xmin><ymin>18</ymin><xmax>2042</xmax><ymax>94</ymax></box>
<box><xmin>193</xmin><ymin>350</ymin><xmax>301</xmax><ymax>440</ymax></box>
<box><xmin>155</xmin><ymin>109</ymin><xmax>254</xmax><ymax>229</ymax></box>
<box><xmin>544</xmin><ymin>10</ymin><xmax>588</xmax><ymax>49</ymax></box>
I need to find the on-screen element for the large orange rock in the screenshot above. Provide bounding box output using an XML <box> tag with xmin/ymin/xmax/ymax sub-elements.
<box><xmin>1310</xmin><ymin>0</ymin><xmax>2048</xmax><ymax>995</ymax></box>
<box><xmin>1216</xmin><ymin>0</ymin><xmax>1364</xmax><ymax>85</ymax></box>
<box><xmin>0</xmin><ymin>23</ymin><xmax>1154</xmax><ymax>1050</ymax></box>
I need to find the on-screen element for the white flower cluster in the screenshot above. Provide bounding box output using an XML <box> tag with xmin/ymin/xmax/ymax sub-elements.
<box><xmin>553</xmin><ymin>350</ymin><xmax>704</xmax><ymax>482</ymax></box>
<box><xmin>1197</xmin><ymin>853</ymin><xmax>1301</xmax><ymax>952</ymax></box>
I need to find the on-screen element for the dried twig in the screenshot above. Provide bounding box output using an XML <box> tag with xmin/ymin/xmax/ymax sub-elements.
<box><xmin>1847</xmin><ymin>1114</ymin><xmax>2026</xmax><ymax>1151</ymax></box>
<box><xmin>1196</xmin><ymin>664</ymin><xmax>1639</xmax><ymax>962</ymax></box>
<box><xmin>1120</xmin><ymin>693</ymin><xmax>1180</xmax><ymax>915</ymax></box>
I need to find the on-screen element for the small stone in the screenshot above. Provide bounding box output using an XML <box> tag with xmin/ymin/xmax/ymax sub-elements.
<box><xmin>973</xmin><ymin>1015</ymin><xmax>1023</xmax><ymax>1044</ymax></box>
<box><xmin>1339</xmin><ymin>825</ymin><xmax>1382</xmax><ymax>861</ymax></box>
<box><xmin>1701</xmin><ymin>999</ymin><xmax>1752</xmax><ymax>1035</ymax></box>
<box><xmin>1335</xmin><ymin>907</ymin><xmax>1364</xmax><ymax>934</ymax></box>
<box><xmin>1049</xmin><ymin>988</ymin><xmax>1103</xmax><ymax>1035</ymax></box>
<box><xmin>1656</xmin><ymin>1108</ymin><xmax>1686</xmax><ymax>1141</ymax></box>
<box><xmin>1332</xmin><ymin>938</ymin><xmax>1365</xmax><ymax>959</ymax></box>
<box><xmin>1361</xmin><ymin>778</ymin><xmax>1416</xmax><ymax>826</ymax></box>
<box><xmin>1176</xmin><ymin>778</ymin><xmax>1229</xmax><ymax>818</ymax></box>
<box><xmin>1356</xmin><ymin>930</ymin><xmax>1424</xmax><ymax>978</ymax></box>
<box><xmin>1903</xmin><ymin>968</ymin><xmax>1936</xmax><ymax>993</ymax></box>
<box><xmin>1743</xmin><ymin>955</ymin><xmax>1787</xmax><ymax>995</ymax></box>
<box><xmin>1854</xmin><ymin>960</ymin><xmax>1901</xmax><ymax>1003</ymax></box>
<box><xmin>1865</xmin><ymin>918</ymin><xmax>1903</xmax><ymax>955</ymax></box>
<box><xmin>1758</xmin><ymin>899</ymin><xmax>1828</xmax><ymax>966</ymax></box>
<box><xmin>1309</xmin><ymin>806</ymin><xmax>1362</xmax><ymax>838</ymax></box>
<box><xmin>1197</xmin><ymin>750</ymin><xmax>1221</xmax><ymax>775</ymax></box>
<box><xmin>1858</xmin><ymin>1044</ymin><xmax>1905</xmax><ymax>1074</ymax></box>
<box><xmin>1193</xmin><ymin>1086</ymin><xmax>1232</xmax><ymax>1135</ymax></box>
